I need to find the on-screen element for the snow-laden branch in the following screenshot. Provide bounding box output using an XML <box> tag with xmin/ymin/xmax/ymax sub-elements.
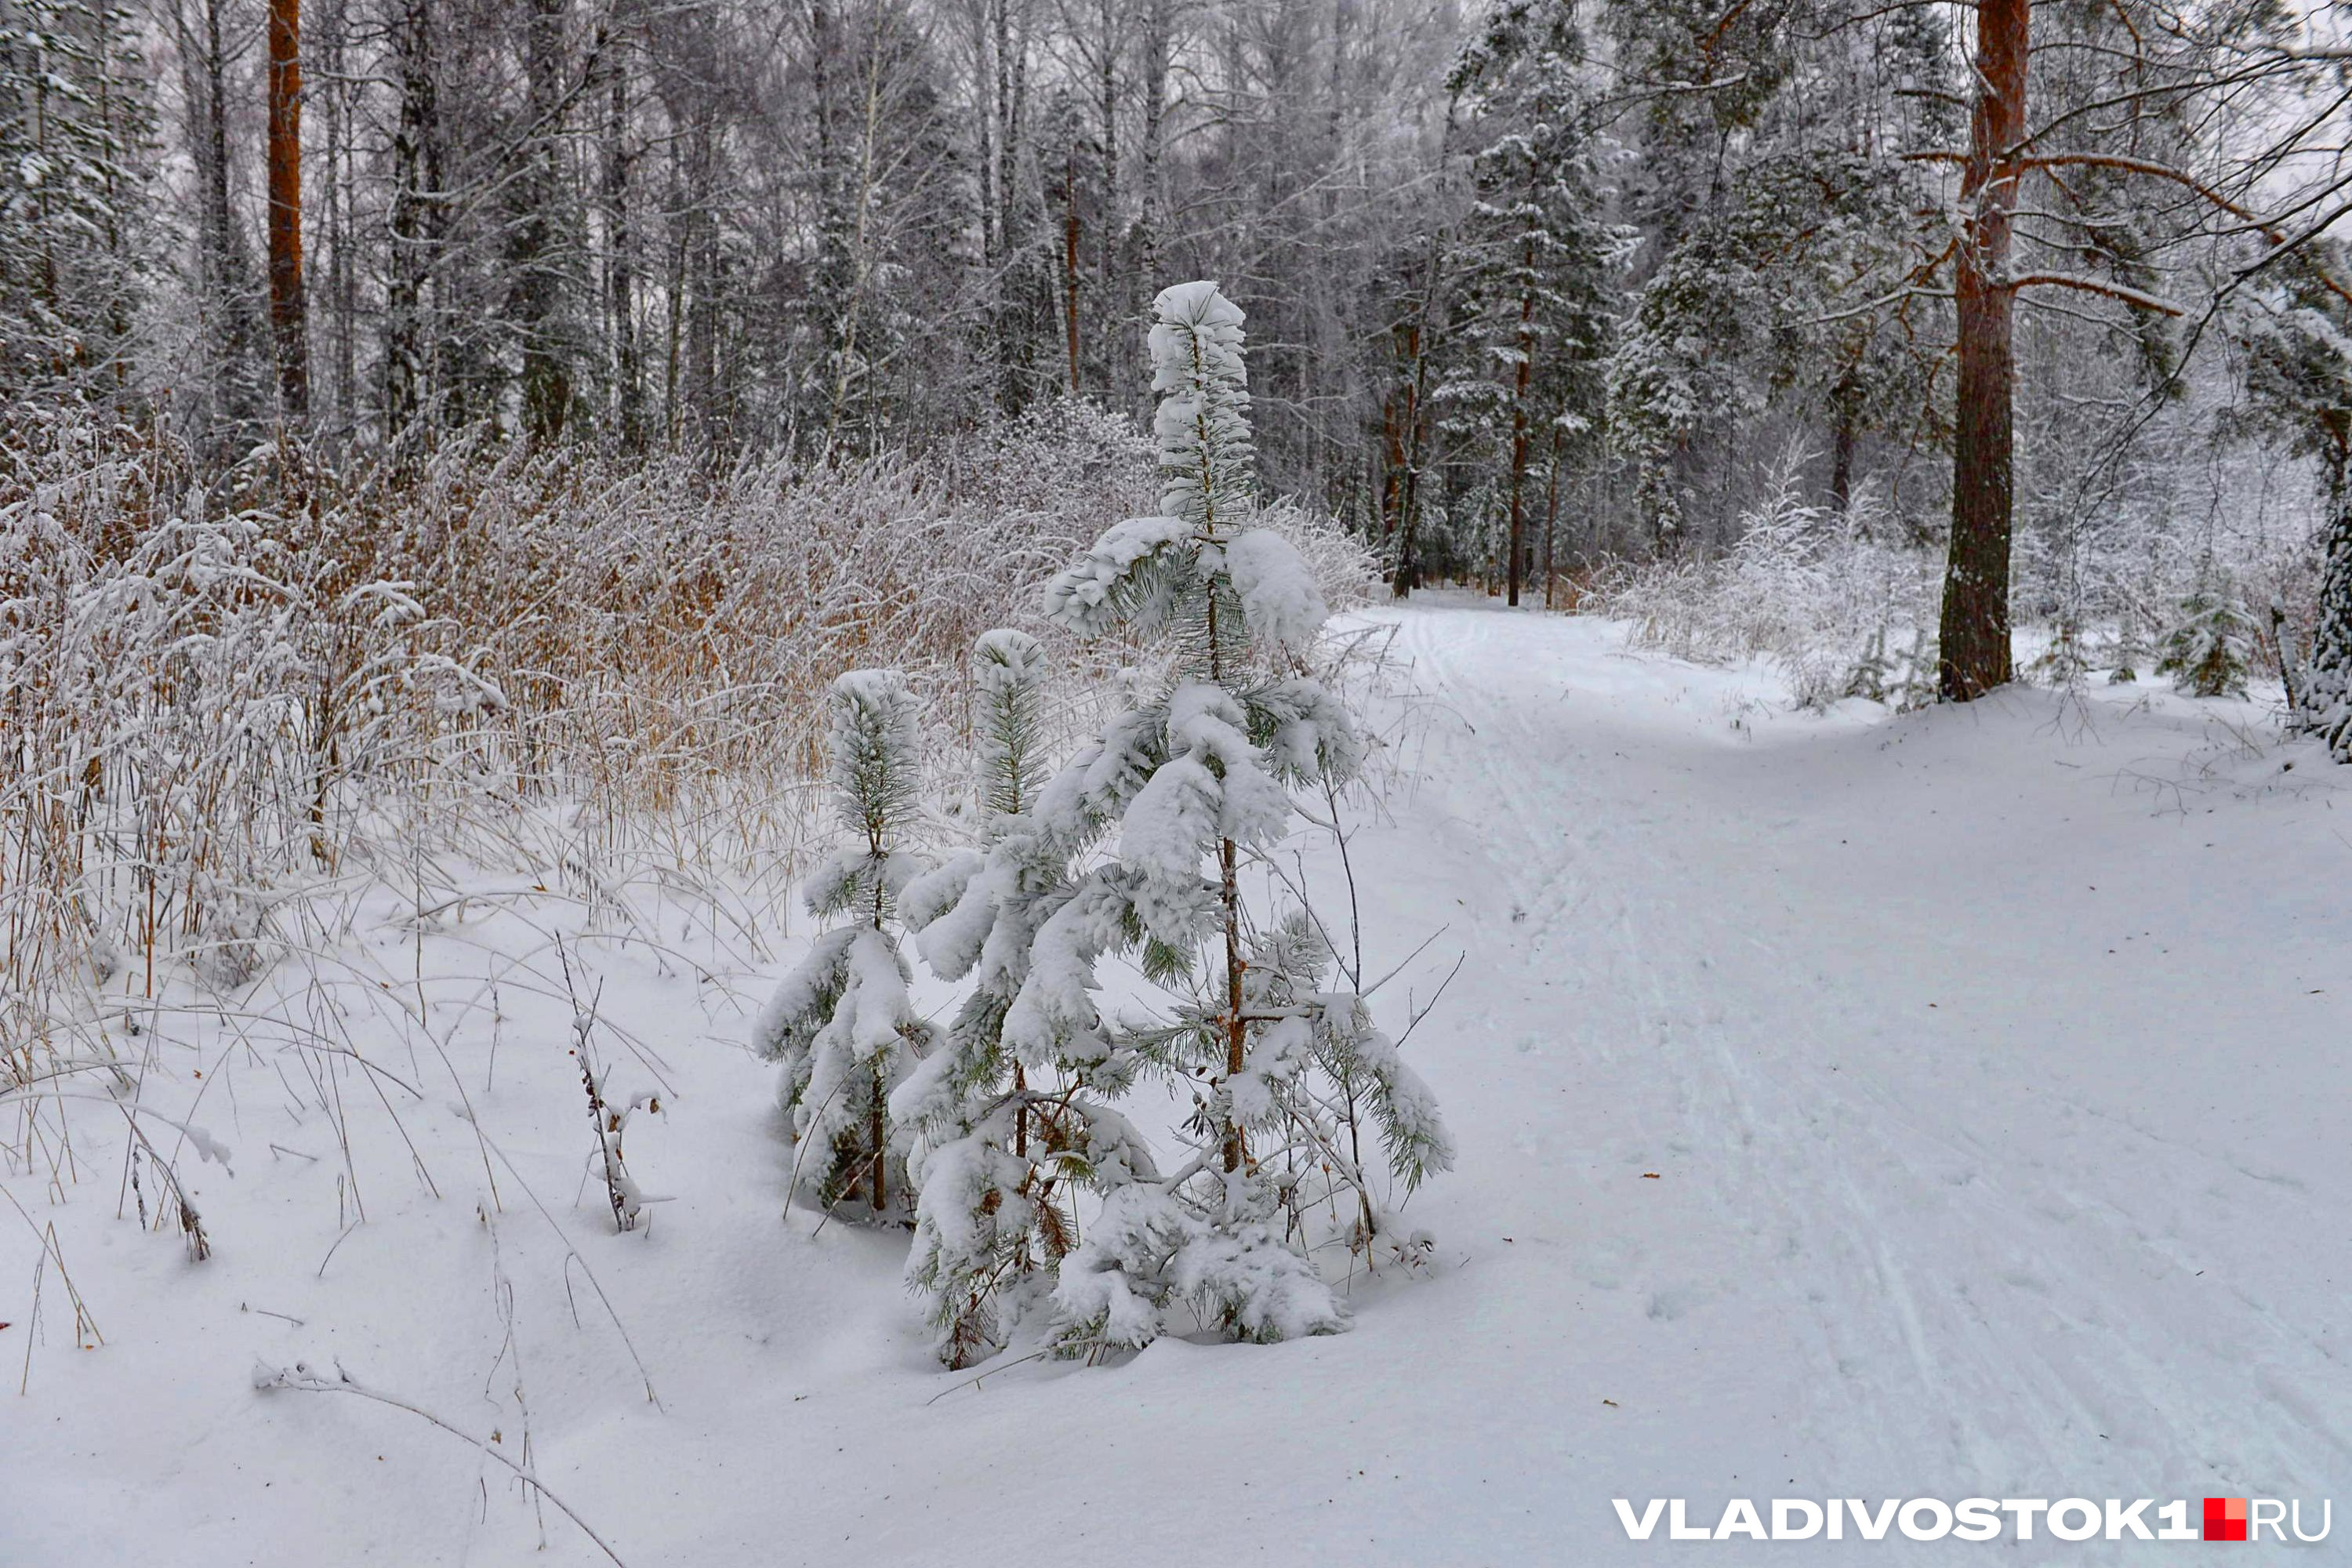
<box><xmin>1904</xmin><ymin>146</ymin><xmax>2352</xmax><ymax>308</ymax></box>
<box><xmin>2005</xmin><ymin>274</ymin><xmax>2185</xmax><ymax>316</ymax></box>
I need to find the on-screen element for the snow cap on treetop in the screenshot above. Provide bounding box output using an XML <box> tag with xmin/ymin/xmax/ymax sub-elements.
<box><xmin>1149</xmin><ymin>281</ymin><xmax>1250</xmax><ymax>400</ymax></box>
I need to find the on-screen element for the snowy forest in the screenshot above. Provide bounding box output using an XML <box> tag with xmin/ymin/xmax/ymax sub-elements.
<box><xmin>6</xmin><ymin>0</ymin><xmax>2352</xmax><ymax>650</ymax></box>
<box><xmin>6</xmin><ymin>0</ymin><xmax>2352</xmax><ymax>1562</ymax></box>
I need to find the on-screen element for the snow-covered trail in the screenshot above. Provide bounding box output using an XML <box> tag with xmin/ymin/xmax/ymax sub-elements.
<box><xmin>9</xmin><ymin>597</ymin><xmax>2350</xmax><ymax>1566</ymax></box>
<box><xmin>1377</xmin><ymin>597</ymin><xmax>2352</xmax><ymax>1555</ymax></box>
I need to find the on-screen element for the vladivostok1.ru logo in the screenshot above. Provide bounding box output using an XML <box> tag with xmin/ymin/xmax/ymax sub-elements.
<box><xmin>1612</xmin><ymin>1496</ymin><xmax>2332</xmax><ymax>1544</ymax></box>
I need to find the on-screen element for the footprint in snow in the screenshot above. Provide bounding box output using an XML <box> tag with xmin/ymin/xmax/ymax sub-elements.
<box><xmin>1647</xmin><ymin>1287</ymin><xmax>1707</xmax><ymax>1322</ymax></box>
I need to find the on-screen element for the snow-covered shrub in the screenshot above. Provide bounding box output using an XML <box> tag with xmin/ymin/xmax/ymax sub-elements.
<box><xmin>1582</xmin><ymin>424</ymin><xmax>2333</xmax><ymax>709</ymax></box>
<box><xmin>0</xmin><ymin>401</ymin><xmax>1171</xmax><ymax>1120</ymax></box>
<box><xmin>1587</xmin><ymin>449</ymin><xmax>1939</xmax><ymax>706</ymax></box>
<box><xmin>991</xmin><ymin>281</ymin><xmax>1452</xmax><ymax>1358</ymax></box>
<box><xmin>2158</xmin><ymin>582</ymin><xmax>2257</xmax><ymax>699</ymax></box>
<box><xmin>754</xmin><ymin>671</ymin><xmax>938</xmax><ymax>1221</ymax></box>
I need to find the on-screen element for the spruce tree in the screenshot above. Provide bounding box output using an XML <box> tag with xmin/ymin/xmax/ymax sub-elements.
<box><xmin>2157</xmin><ymin>579</ymin><xmax>2255</xmax><ymax>699</ymax></box>
<box><xmin>755</xmin><ymin>670</ymin><xmax>937</xmax><ymax>1221</ymax></box>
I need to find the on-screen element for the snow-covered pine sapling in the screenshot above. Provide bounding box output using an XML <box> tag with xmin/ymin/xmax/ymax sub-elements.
<box><xmin>1015</xmin><ymin>280</ymin><xmax>1451</xmax><ymax>1357</ymax></box>
<box><xmin>2158</xmin><ymin>580</ymin><xmax>2256</xmax><ymax>699</ymax></box>
<box><xmin>755</xmin><ymin>670</ymin><xmax>937</xmax><ymax>1222</ymax></box>
<box><xmin>891</xmin><ymin>630</ymin><xmax>1152</xmax><ymax>1366</ymax></box>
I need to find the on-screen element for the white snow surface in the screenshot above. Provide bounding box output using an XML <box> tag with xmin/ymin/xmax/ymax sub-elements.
<box><xmin>8</xmin><ymin>594</ymin><xmax>2350</xmax><ymax>1565</ymax></box>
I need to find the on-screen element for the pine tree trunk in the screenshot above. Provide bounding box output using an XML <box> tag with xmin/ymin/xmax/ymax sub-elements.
<box><xmin>1937</xmin><ymin>0</ymin><xmax>2027</xmax><ymax>701</ymax></box>
<box><xmin>267</xmin><ymin>0</ymin><xmax>307</xmax><ymax>420</ymax></box>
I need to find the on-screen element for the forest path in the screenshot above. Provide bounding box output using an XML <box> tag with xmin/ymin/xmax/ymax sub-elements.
<box><xmin>1375</xmin><ymin>595</ymin><xmax>2352</xmax><ymax>1554</ymax></box>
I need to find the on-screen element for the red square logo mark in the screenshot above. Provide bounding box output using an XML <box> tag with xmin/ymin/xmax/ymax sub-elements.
<box><xmin>2205</xmin><ymin>1497</ymin><xmax>2249</xmax><ymax>1541</ymax></box>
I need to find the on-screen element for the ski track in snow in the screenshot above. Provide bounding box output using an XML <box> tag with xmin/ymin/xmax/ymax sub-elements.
<box><xmin>1387</xmin><ymin>600</ymin><xmax>2351</xmax><ymax>1558</ymax></box>
<box><xmin>7</xmin><ymin>595</ymin><xmax>2350</xmax><ymax>1566</ymax></box>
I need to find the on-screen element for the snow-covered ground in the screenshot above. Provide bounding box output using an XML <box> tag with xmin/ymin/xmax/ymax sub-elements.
<box><xmin>9</xmin><ymin>596</ymin><xmax>2349</xmax><ymax>1565</ymax></box>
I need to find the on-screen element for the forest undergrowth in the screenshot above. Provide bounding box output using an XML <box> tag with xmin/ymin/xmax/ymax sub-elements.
<box><xmin>1582</xmin><ymin>442</ymin><xmax>2325</xmax><ymax>711</ymax></box>
<box><xmin>0</xmin><ymin>398</ymin><xmax>1376</xmax><ymax>1278</ymax></box>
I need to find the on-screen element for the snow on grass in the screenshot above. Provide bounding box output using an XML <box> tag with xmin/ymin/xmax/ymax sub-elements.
<box><xmin>7</xmin><ymin>595</ymin><xmax>2350</xmax><ymax>1565</ymax></box>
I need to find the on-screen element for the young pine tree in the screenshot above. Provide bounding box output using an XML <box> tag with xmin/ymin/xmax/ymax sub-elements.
<box><xmin>755</xmin><ymin>670</ymin><xmax>937</xmax><ymax>1222</ymax></box>
<box><xmin>1006</xmin><ymin>280</ymin><xmax>1451</xmax><ymax>1356</ymax></box>
<box><xmin>891</xmin><ymin>630</ymin><xmax>1156</xmax><ymax>1366</ymax></box>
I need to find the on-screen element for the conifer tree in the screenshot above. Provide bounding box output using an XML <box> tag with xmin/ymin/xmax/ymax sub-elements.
<box><xmin>1004</xmin><ymin>280</ymin><xmax>1451</xmax><ymax>1356</ymax></box>
<box><xmin>1442</xmin><ymin>0</ymin><xmax>1616</xmax><ymax>603</ymax></box>
<box><xmin>0</xmin><ymin>0</ymin><xmax>155</xmax><ymax>404</ymax></box>
<box><xmin>2157</xmin><ymin>579</ymin><xmax>2255</xmax><ymax>699</ymax></box>
<box><xmin>2306</xmin><ymin>510</ymin><xmax>2352</xmax><ymax>758</ymax></box>
<box><xmin>2232</xmin><ymin>259</ymin><xmax>2352</xmax><ymax>757</ymax></box>
<box><xmin>891</xmin><ymin>629</ymin><xmax>1155</xmax><ymax>1366</ymax></box>
<box><xmin>755</xmin><ymin>670</ymin><xmax>937</xmax><ymax>1221</ymax></box>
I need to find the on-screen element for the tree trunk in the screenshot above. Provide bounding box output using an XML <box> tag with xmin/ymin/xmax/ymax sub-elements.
<box><xmin>1504</xmin><ymin>256</ymin><xmax>1534</xmax><ymax>607</ymax></box>
<box><xmin>183</xmin><ymin>0</ymin><xmax>259</xmax><ymax>435</ymax></box>
<box><xmin>1062</xmin><ymin>141</ymin><xmax>1081</xmax><ymax>392</ymax></box>
<box><xmin>1392</xmin><ymin>332</ymin><xmax>1431</xmax><ymax>598</ymax></box>
<box><xmin>1541</xmin><ymin>423</ymin><xmax>1563</xmax><ymax>609</ymax></box>
<box><xmin>319</xmin><ymin>0</ymin><xmax>355</xmax><ymax>430</ymax></box>
<box><xmin>1829</xmin><ymin>374</ymin><xmax>1857</xmax><ymax>514</ymax></box>
<box><xmin>267</xmin><ymin>0</ymin><xmax>307</xmax><ymax>419</ymax></box>
<box><xmin>1131</xmin><ymin>0</ymin><xmax>1168</xmax><ymax>345</ymax></box>
<box><xmin>385</xmin><ymin>0</ymin><xmax>436</xmax><ymax>443</ymax></box>
<box><xmin>1937</xmin><ymin>0</ymin><xmax>2027</xmax><ymax>701</ymax></box>
<box><xmin>516</xmin><ymin>0</ymin><xmax>571</xmax><ymax>443</ymax></box>
<box><xmin>603</xmin><ymin>19</ymin><xmax>641</xmax><ymax>449</ymax></box>
<box><xmin>1094</xmin><ymin>0</ymin><xmax>1119</xmax><ymax>387</ymax></box>
<box><xmin>996</xmin><ymin>0</ymin><xmax>1025</xmax><ymax>263</ymax></box>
